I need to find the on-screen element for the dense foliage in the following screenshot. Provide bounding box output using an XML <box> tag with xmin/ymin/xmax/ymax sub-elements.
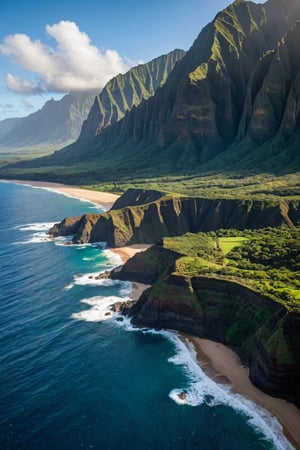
<box><xmin>170</xmin><ymin>227</ymin><xmax>300</xmax><ymax>311</ymax></box>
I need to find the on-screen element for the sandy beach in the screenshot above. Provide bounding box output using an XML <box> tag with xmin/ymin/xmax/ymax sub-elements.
<box><xmin>108</xmin><ymin>245</ymin><xmax>151</xmax><ymax>301</ymax></box>
<box><xmin>110</xmin><ymin>244</ymin><xmax>152</xmax><ymax>263</ymax></box>
<box><xmin>0</xmin><ymin>179</ymin><xmax>120</xmax><ymax>210</ymax></box>
<box><xmin>187</xmin><ymin>336</ymin><xmax>300</xmax><ymax>449</ymax></box>
<box><xmin>3</xmin><ymin>178</ymin><xmax>299</xmax><ymax>448</ymax></box>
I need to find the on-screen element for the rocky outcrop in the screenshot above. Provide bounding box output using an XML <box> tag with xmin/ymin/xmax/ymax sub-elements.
<box><xmin>130</xmin><ymin>273</ymin><xmax>300</xmax><ymax>406</ymax></box>
<box><xmin>49</xmin><ymin>189</ymin><xmax>300</xmax><ymax>245</ymax></box>
<box><xmin>111</xmin><ymin>244</ymin><xmax>181</xmax><ymax>284</ymax></box>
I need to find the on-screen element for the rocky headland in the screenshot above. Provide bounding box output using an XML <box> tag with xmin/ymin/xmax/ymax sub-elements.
<box><xmin>49</xmin><ymin>188</ymin><xmax>299</xmax><ymax>246</ymax></box>
<box><xmin>48</xmin><ymin>188</ymin><xmax>300</xmax><ymax>408</ymax></box>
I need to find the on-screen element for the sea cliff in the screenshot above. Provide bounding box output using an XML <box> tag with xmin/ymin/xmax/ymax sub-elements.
<box><xmin>49</xmin><ymin>188</ymin><xmax>299</xmax><ymax>245</ymax></box>
<box><xmin>49</xmin><ymin>188</ymin><xmax>300</xmax><ymax>407</ymax></box>
<box><xmin>128</xmin><ymin>274</ymin><xmax>299</xmax><ymax>406</ymax></box>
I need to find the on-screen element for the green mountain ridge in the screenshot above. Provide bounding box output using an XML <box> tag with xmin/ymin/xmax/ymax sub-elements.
<box><xmin>3</xmin><ymin>0</ymin><xmax>300</xmax><ymax>181</ymax></box>
<box><xmin>31</xmin><ymin>49</ymin><xmax>185</xmax><ymax>163</ymax></box>
<box><xmin>77</xmin><ymin>49</ymin><xmax>185</xmax><ymax>143</ymax></box>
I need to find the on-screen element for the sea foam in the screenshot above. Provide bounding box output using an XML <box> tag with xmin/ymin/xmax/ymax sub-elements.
<box><xmin>71</xmin><ymin>294</ymin><xmax>130</xmax><ymax>322</ymax></box>
<box><xmin>114</xmin><ymin>316</ymin><xmax>294</xmax><ymax>450</ymax></box>
<box><xmin>164</xmin><ymin>333</ymin><xmax>293</xmax><ymax>450</ymax></box>
<box><xmin>16</xmin><ymin>222</ymin><xmax>56</xmax><ymax>231</ymax></box>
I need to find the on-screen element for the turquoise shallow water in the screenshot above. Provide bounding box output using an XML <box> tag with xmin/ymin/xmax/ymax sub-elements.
<box><xmin>0</xmin><ymin>182</ymin><xmax>293</xmax><ymax>450</ymax></box>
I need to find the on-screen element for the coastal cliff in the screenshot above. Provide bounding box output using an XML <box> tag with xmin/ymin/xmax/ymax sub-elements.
<box><xmin>110</xmin><ymin>230</ymin><xmax>300</xmax><ymax>407</ymax></box>
<box><xmin>129</xmin><ymin>274</ymin><xmax>299</xmax><ymax>406</ymax></box>
<box><xmin>49</xmin><ymin>188</ymin><xmax>299</xmax><ymax>245</ymax></box>
<box><xmin>48</xmin><ymin>189</ymin><xmax>300</xmax><ymax>406</ymax></box>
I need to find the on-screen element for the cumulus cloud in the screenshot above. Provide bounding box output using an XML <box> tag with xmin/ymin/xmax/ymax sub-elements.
<box><xmin>0</xmin><ymin>21</ymin><xmax>130</xmax><ymax>95</ymax></box>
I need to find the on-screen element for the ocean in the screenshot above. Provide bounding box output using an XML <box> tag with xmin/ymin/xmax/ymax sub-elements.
<box><xmin>0</xmin><ymin>181</ymin><xmax>293</xmax><ymax>450</ymax></box>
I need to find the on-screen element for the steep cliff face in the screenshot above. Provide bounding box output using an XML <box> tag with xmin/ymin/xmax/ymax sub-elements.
<box><xmin>49</xmin><ymin>189</ymin><xmax>300</xmax><ymax>246</ymax></box>
<box><xmin>78</xmin><ymin>49</ymin><xmax>185</xmax><ymax>142</ymax></box>
<box><xmin>131</xmin><ymin>274</ymin><xmax>299</xmax><ymax>405</ymax></box>
<box><xmin>43</xmin><ymin>49</ymin><xmax>185</xmax><ymax>164</ymax></box>
<box><xmin>101</xmin><ymin>0</ymin><xmax>300</xmax><ymax>172</ymax></box>
<box><xmin>111</xmin><ymin>244</ymin><xmax>181</xmax><ymax>284</ymax></box>
<box><xmin>12</xmin><ymin>0</ymin><xmax>300</xmax><ymax>177</ymax></box>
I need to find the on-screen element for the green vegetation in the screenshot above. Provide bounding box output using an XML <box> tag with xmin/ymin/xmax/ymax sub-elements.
<box><xmin>2</xmin><ymin>3</ymin><xmax>300</xmax><ymax>185</ymax></box>
<box><xmin>82</xmin><ymin>172</ymin><xmax>300</xmax><ymax>201</ymax></box>
<box><xmin>218</xmin><ymin>236</ymin><xmax>248</xmax><ymax>255</ymax></box>
<box><xmin>165</xmin><ymin>227</ymin><xmax>300</xmax><ymax>311</ymax></box>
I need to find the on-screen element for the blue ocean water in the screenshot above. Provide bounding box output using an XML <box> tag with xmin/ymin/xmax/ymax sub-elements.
<box><xmin>0</xmin><ymin>181</ymin><xmax>293</xmax><ymax>450</ymax></box>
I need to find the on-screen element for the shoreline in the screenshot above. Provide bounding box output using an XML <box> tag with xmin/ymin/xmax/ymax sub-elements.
<box><xmin>185</xmin><ymin>335</ymin><xmax>300</xmax><ymax>449</ymax></box>
<box><xmin>0</xmin><ymin>179</ymin><xmax>120</xmax><ymax>210</ymax></box>
<box><xmin>4</xmin><ymin>178</ymin><xmax>299</xmax><ymax>448</ymax></box>
<box><xmin>110</xmin><ymin>244</ymin><xmax>152</xmax><ymax>263</ymax></box>
<box><xmin>108</xmin><ymin>245</ymin><xmax>151</xmax><ymax>301</ymax></box>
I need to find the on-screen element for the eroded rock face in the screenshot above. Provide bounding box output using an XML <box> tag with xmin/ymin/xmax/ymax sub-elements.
<box><xmin>131</xmin><ymin>274</ymin><xmax>300</xmax><ymax>406</ymax></box>
<box><xmin>49</xmin><ymin>189</ymin><xmax>299</xmax><ymax>246</ymax></box>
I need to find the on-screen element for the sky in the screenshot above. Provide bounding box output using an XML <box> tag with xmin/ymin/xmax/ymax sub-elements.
<box><xmin>0</xmin><ymin>0</ymin><xmax>264</xmax><ymax>121</ymax></box>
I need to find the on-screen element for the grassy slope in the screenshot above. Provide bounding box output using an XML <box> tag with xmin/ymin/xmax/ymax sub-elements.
<box><xmin>160</xmin><ymin>227</ymin><xmax>300</xmax><ymax>312</ymax></box>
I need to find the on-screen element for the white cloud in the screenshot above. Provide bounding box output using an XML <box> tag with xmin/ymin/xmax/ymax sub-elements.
<box><xmin>0</xmin><ymin>21</ymin><xmax>130</xmax><ymax>95</ymax></box>
<box><xmin>6</xmin><ymin>74</ymin><xmax>44</xmax><ymax>94</ymax></box>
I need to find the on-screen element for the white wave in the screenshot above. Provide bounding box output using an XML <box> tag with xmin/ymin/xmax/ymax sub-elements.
<box><xmin>164</xmin><ymin>334</ymin><xmax>293</xmax><ymax>450</ymax></box>
<box><xmin>73</xmin><ymin>272</ymin><xmax>114</xmax><ymax>286</ymax></box>
<box><xmin>71</xmin><ymin>295</ymin><xmax>129</xmax><ymax>322</ymax></box>
<box><xmin>119</xmin><ymin>282</ymin><xmax>132</xmax><ymax>297</ymax></box>
<box><xmin>63</xmin><ymin>283</ymin><xmax>74</xmax><ymax>290</ymax></box>
<box><xmin>115</xmin><ymin>321</ymin><xmax>293</xmax><ymax>449</ymax></box>
<box><xmin>102</xmin><ymin>249</ymin><xmax>123</xmax><ymax>267</ymax></box>
<box><xmin>16</xmin><ymin>222</ymin><xmax>56</xmax><ymax>231</ymax></box>
<box><xmin>114</xmin><ymin>315</ymin><xmax>138</xmax><ymax>331</ymax></box>
<box><xmin>54</xmin><ymin>237</ymin><xmax>74</xmax><ymax>246</ymax></box>
<box><xmin>14</xmin><ymin>232</ymin><xmax>53</xmax><ymax>244</ymax></box>
<box><xmin>88</xmin><ymin>205</ymin><xmax>103</xmax><ymax>211</ymax></box>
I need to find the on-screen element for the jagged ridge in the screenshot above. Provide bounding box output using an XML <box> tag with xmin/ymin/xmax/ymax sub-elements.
<box><xmin>7</xmin><ymin>0</ymin><xmax>300</xmax><ymax>178</ymax></box>
<box><xmin>78</xmin><ymin>49</ymin><xmax>185</xmax><ymax>142</ymax></box>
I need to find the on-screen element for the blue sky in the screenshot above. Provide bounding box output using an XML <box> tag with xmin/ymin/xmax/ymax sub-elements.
<box><xmin>0</xmin><ymin>0</ymin><xmax>263</xmax><ymax>121</ymax></box>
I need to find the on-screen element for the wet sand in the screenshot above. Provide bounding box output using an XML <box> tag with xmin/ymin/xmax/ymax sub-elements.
<box><xmin>186</xmin><ymin>336</ymin><xmax>300</xmax><ymax>449</ymax></box>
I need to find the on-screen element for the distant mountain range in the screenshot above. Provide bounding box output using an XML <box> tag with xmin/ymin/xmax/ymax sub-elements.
<box><xmin>0</xmin><ymin>93</ymin><xmax>95</xmax><ymax>151</ymax></box>
<box><xmin>2</xmin><ymin>0</ymin><xmax>300</xmax><ymax>180</ymax></box>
